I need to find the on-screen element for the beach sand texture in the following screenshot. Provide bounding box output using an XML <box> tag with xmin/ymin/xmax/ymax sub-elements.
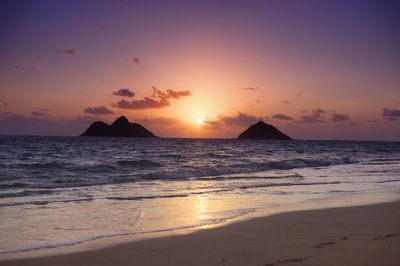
<box><xmin>1</xmin><ymin>200</ymin><xmax>399</xmax><ymax>266</ymax></box>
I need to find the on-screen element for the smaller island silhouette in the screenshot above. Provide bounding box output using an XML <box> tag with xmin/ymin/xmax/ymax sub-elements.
<box><xmin>81</xmin><ymin>116</ymin><xmax>156</xmax><ymax>137</ymax></box>
<box><xmin>238</xmin><ymin>121</ymin><xmax>292</xmax><ymax>140</ymax></box>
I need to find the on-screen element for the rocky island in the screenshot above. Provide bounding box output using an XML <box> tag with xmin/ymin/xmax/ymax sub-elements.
<box><xmin>238</xmin><ymin>121</ymin><xmax>292</xmax><ymax>140</ymax></box>
<box><xmin>81</xmin><ymin>116</ymin><xmax>156</xmax><ymax>137</ymax></box>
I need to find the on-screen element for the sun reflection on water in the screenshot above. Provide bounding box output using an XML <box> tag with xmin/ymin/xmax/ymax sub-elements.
<box><xmin>196</xmin><ymin>195</ymin><xmax>210</xmax><ymax>221</ymax></box>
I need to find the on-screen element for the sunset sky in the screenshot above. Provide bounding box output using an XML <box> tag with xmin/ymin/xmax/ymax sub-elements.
<box><xmin>0</xmin><ymin>0</ymin><xmax>399</xmax><ymax>140</ymax></box>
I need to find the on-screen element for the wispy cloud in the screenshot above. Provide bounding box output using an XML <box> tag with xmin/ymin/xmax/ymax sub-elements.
<box><xmin>204</xmin><ymin>120</ymin><xmax>222</xmax><ymax>127</ymax></box>
<box><xmin>205</xmin><ymin>112</ymin><xmax>262</xmax><ymax>128</ymax></box>
<box><xmin>331</xmin><ymin>113</ymin><xmax>350</xmax><ymax>122</ymax></box>
<box><xmin>113</xmin><ymin>88</ymin><xmax>135</xmax><ymax>98</ymax></box>
<box><xmin>31</xmin><ymin>111</ymin><xmax>49</xmax><ymax>116</ymax></box>
<box><xmin>271</xmin><ymin>113</ymin><xmax>293</xmax><ymax>120</ymax></box>
<box><xmin>132</xmin><ymin>57</ymin><xmax>140</xmax><ymax>63</ymax></box>
<box><xmin>283</xmin><ymin>100</ymin><xmax>291</xmax><ymax>104</ymax></box>
<box><xmin>113</xmin><ymin>87</ymin><xmax>191</xmax><ymax>110</ymax></box>
<box><xmin>382</xmin><ymin>108</ymin><xmax>400</xmax><ymax>121</ymax></box>
<box><xmin>57</xmin><ymin>48</ymin><xmax>77</xmax><ymax>56</ymax></box>
<box><xmin>313</xmin><ymin>108</ymin><xmax>328</xmax><ymax>115</ymax></box>
<box><xmin>220</xmin><ymin>112</ymin><xmax>261</xmax><ymax>127</ymax></box>
<box><xmin>14</xmin><ymin>65</ymin><xmax>34</xmax><ymax>71</ymax></box>
<box><xmin>297</xmin><ymin>108</ymin><xmax>328</xmax><ymax>123</ymax></box>
<box><xmin>135</xmin><ymin>117</ymin><xmax>179</xmax><ymax>127</ymax></box>
<box><xmin>241</xmin><ymin>87</ymin><xmax>258</xmax><ymax>91</ymax></box>
<box><xmin>84</xmin><ymin>106</ymin><xmax>114</xmax><ymax>115</ymax></box>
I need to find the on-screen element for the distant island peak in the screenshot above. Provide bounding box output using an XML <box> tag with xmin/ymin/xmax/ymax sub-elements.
<box><xmin>238</xmin><ymin>120</ymin><xmax>292</xmax><ymax>140</ymax></box>
<box><xmin>81</xmin><ymin>116</ymin><xmax>156</xmax><ymax>138</ymax></box>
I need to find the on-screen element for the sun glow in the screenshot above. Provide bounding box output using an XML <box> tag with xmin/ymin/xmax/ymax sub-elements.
<box><xmin>196</xmin><ymin>115</ymin><xmax>206</xmax><ymax>126</ymax></box>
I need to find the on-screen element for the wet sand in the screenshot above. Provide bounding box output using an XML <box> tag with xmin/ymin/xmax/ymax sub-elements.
<box><xmin>1</xmin><ymin>200</ymin><xmax>400</xmax><ymax>266</ymax></box>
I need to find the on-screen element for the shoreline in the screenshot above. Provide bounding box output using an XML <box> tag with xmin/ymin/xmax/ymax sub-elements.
<box><xmin>1</xmin><ymin>199</ymin><xmax>399</xmax><ymax>265</ymax></box>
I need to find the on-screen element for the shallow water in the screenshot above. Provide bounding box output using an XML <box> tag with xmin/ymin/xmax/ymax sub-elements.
<box><xmin>0</xmin><ymin>136</ymin><xmax>399</xmax><ymax>254</ymax></box>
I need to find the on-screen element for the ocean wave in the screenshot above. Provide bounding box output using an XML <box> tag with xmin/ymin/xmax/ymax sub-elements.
<box><xmin>0</xmin><ymin>154</ymin><xmax>359</xmax><ymax>190</ymax></box>
<box><xmin>266</xmin><ymin>158</ymin><xmax>356</xmax><ymax>169</ymax></box>
<box><xmin>0</xmin><ymin>189</ymin><xmax>53</xmax><ymax>199</ymax></box>
<box><xmin>375</xmin><ymin>179</ymin><xmax>400</xmax><ymax>184</ymax></box>
<box><xmin>192</xmin><ymin>173</ymin><xmax>304</xmax><ymax>181</ymax></box>
<box><xmin>116</xmin><ymin>160</ymin><xmax>162</xmax><ymax>168</ymax></box>
<box><xmin>0</xmin><ymin>157</ymin><xmax>353</xmax><ymax>190</ymax></box>
<box><xmin>107</xmin><ymin>194</ymin><xmax>189</xmax><ymax>201</ymax></box>
<box><xmin>0</xmin><ymin>197</ymin><xmax>93</xmax><ymax>208</ymax></box>
<box><xmin>238</xmin><ymin>181</ymin><xmax>344</xmax><ymax>190</ymax></box>
<box><xmin>0</xmin><ymin>183</ymin><xmax>27</xmax><ymax>189</ymax></box>
<box><xmin>107</xmin><ymin>188</ymin><xmax>235</xmax><ymax>201</ymax></box>
<box><xmin>19</xmin><ymin>161</ymin><xmax>67</xmax><ymax>170</ymax></box>
<box><xmin>136</xmin><ymin>158</ymin><xmax>355</xmax><ymax>181</ymax></box>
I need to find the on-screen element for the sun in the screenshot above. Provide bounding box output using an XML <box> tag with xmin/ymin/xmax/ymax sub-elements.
<box><xmin>196</xmin><ymin>115</ymin><xmax>206</xmax><ymax>126</ymax></box>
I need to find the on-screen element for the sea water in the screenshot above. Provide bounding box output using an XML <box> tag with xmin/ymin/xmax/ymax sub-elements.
<box><xmin>0</xmin><ymin>136</ymin><xmax>399</xmax><ymax>254</ymax></box>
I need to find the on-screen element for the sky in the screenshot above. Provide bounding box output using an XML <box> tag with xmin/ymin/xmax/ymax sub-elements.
<box><xmin>0</xmin><ymin>0</ymin><xmax>399</xmax><ymax>140</ymax></box>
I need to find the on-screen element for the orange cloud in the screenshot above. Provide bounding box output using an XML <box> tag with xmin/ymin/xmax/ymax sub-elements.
<box><xmin>272</xmin><ymin>113</ymin><xmax>293</xmax><ymax>120</ymax></box>
<box><xmin>204</xmin><ymin>112</ymin><xmax>262</xmax><ymax>128</ymax></box>
<box><xmin>84</xmin><ymin>106</ymin><xmax>114</xmax><ymax>115</ymax></box>
<box><xmin>113</xmin><ymin>87</ymin><xmax>191</xmax><ymax>110</ymax></box>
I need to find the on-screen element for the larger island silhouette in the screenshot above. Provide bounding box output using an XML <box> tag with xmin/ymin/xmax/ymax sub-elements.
<box><xmin>81</xmin><ymin>116</ymin><xmax>292</xmax><ymax>139</ymax></box>
<box><xmin>81</xmin><ymin>116</ymin><xmax>156</xmax><ymax>137</ymax></box>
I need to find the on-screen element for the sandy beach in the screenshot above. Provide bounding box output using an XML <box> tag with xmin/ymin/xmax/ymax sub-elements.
<box><xmin>1</xmin><ymin>200</ymin><xmax>399</xmax><ymax>266</ymax></box>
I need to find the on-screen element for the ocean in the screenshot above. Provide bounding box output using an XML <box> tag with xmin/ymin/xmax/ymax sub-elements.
<box><xmin>0</xmin><ymin>136</ymin><xmax>399</xmax><ymax>255</ymax></box>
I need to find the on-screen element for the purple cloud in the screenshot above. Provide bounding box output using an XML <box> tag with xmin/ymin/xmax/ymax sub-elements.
<box><xmin>272</xmin><ymin>113</ymin><xmax>293</xmax><ymax>120</ymax></box>
<box><xmin>132</xmin><ymin>57</ymin><xmax>140</xmax><ymax>63</ymax></box>
<box><xmin>57</xmin><ymin>48</ymin><xmax>77</xmax><ymax>56</ymax></box>
<box><xmin>382</xmin><ymin>109</ymin><xmax>400</xmax><ymax>121</ymax></box>
<box><xmin>283</xmin><ymin>100</ymin><xmax>292</xmax><ymax>104</ymax></box>
<box><xmin>313</xmin><ymin>108</ymin><xmax>328</xmax><ymax>115</ymax></box>
<box><xmin>113</xmin><ymin>88</ymin><xmax>135</xmax><ymax>98</ymax></box>
<box><xmin>84</xmin><ymin>106</ymin><xmax>114</xmax><ymax>115</ymax></box>
<box><xmin>298</xmin><ymin>115</ymin><xmax>323</xmax><ymax>123</ymax></box>
<box><xmin>331</xmin><ymin>113</ymin><xmax>350</xmax><ymax>122</ymax></box>
<box><xmin>114</xmin><ymin>98</ymin><xmax>169</xmax><ymax>109</ymax></box>
<box><xmin>32</xmin><ymin>111</ymin><xmax>49</xmax><ymax>116</ymax></box>
<box><xmin>297</xmin><ymin>109</ymin><xmax>328</xmax><ymax>124</ymax></box>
